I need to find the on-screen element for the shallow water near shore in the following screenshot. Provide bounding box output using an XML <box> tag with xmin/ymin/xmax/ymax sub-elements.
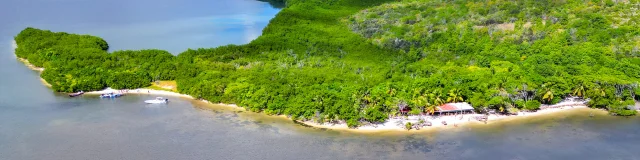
<box><xmin>2</xmin><ymin>1</ymin><xmax>640</xmax><ymax>160</ymax></box>
<box><xmin>3</xmin><ymin>62</ymin><xmax>640</xmax><ymax>160</ymax></box>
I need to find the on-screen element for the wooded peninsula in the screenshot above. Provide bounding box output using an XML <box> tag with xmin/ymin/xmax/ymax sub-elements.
<box><xmin>15</xmin><ymin>0</ymin><xmax>640</xmax><ymax>127</ymax></box>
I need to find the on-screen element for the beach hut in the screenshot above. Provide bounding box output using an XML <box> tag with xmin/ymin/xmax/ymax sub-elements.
<box><xmin>435</xmin><ymin>102</ymin><xmax>475</xmax><ymax>115</ymax></box>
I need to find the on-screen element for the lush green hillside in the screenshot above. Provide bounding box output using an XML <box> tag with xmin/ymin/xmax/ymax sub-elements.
<box><xmin>15</xmin><ymin>0</ymin><xmax>640</xmax><ymax>127</ymax></box>
<box><xmin>346</xmin><ymin>0</ymin><xmax>640</xmax><ymax>116</ymax></box>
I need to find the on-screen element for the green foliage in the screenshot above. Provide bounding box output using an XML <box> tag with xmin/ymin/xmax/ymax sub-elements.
<box><xmin>608</xmin><ymin>101</ymin><xmax>637</xmax><ymax>116</ymax></box>
<box><xmin>15</xmin><ymin>0</ymin><xmax>640</xmax><ymax>127</ymax></box>
<box><xmin>364</xmin><ymin>107</ymin><xmax>387</xmax><ymax>123</ymax></box>
<box><xmin>15</xmin><ymin>28</ymin><xmax>177</xmax><ymax>92</ymax></box>
<box><xmin>524</xmin><ymin>101</ymin><xmax>541</xmax><ymax>111</ymax></box>
<box><xmin>106</xmin><ymin>71</ymin><xmax>151</xmax><ymax>89</ymax></box>
<box><xmin>405</xmin><ymin>122</ymin><xmax>412</xmax><ymax>130</ymax></box>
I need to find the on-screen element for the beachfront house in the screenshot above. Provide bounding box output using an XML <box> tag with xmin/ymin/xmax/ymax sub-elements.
<box><xmin>436</xmin><ymin>102</ymin><xmax>474</xmax><ymax>115</ymax></box>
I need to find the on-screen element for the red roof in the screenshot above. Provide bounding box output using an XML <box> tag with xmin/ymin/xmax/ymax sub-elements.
<box><xmin>436</xmin><ymin>103</ymin><xmax>475</xmax><ymax>112</ymax></box>
<box><xmin>438</xmin><ymin>104</ymin><xmax>458</xmax><ymax>111</ymax></box>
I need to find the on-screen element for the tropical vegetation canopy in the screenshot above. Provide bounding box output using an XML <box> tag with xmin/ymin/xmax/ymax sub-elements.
<box><xmin>14</xmin><ymin>0</ymin><xmax>640</xmax><ymax>127</ymax></box>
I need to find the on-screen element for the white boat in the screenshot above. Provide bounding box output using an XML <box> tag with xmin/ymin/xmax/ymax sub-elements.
<box><xmin>100</xmin><ymin>92</ymin><xmax>122</xmax><ymax>98</ymax></box>
<box><xmin>145</xmin><ymin>97</ymin><xmax>169</xmax><ymax>104</ymax></box>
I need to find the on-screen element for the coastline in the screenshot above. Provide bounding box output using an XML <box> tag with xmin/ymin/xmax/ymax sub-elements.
<box><xmin>14</xmin><ymin>56</ymin><xmax>604</xmax><ymax>133</ymax></box>
<box><xmin>85</xmin><ymin>88</ymin><xmax>243</xmax><ymax>108</ymax></box>
<box><xmin>13</xmin><ymin>44</ymin><xmax>244</xmax><ymax>111</ymax></box>
<box><xmin>300</xmin><ymin>105</ymin><xmax>597</xmax><ymax>133</ymax></box>
<box><xmin>86</xmin><ymin>88</ymin><xmax>601</xmax><ymax>133</ymax></box>
<box><xmin>15</xmin><ymin>57</ymin><xmax>602</xmax><ymax>133</ymax></box>
<box><xmin>11</xmin><ymin>40</ymin><xmax>608</xmax><ymax>133</ymax></box>
<box><xmin>13</xmin><ymin>40</ymin><xmax>51</xmax><ymax>87</ymax></box>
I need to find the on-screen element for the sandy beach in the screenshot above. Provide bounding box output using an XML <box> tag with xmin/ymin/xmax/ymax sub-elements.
<box><xmin>17</xmin><ymin>58</ymin><xmax>45</xmax><ymax>72</ymax></box>
<box><xmin>86</xmin><ymin>88</ymin><xmax>244</xmax><ymax>108</ymax></box>
<box><xmin>86</xmin><ymin>88</ymin><xmax>193</xmax><ymax>99</ymax></box>
<box><xmin>13</xmin><ymin>47</ymin><xmax>242</xmax><ymax>111</ymax></box>
<box><xmin>12</xmin><ymin>39</ymin><xmax>607</xmax><ymax>133</ymax></box>
<box><xmin>13</xmin><ymin>41</ymin><xmax>51</xmax><ymax>87</ymax></box>
<box><xmin>86</xmin><ymin>88</ymin><xmax>598</xmax><ymax>133</ymax></box>
<box><xmin>16</xmin><ymin>56</ymin><xmax>602</xmax><ymax>133</ymax></box>
<box><xmin>15</xmin><ymin>56</ymin><xmax>600</xmax><ymax>133</ymax></box>
<box><xmin>301</xmin><ymin>105</ymin><xmax>592</xmax><ymax>132</ymax></box>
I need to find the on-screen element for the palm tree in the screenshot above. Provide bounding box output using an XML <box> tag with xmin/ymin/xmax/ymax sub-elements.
<box><xmin>411</xmin><ymin>88</ymin><xmax>423</xmax><ymax>98</ymax></box>
<box><xmin>447</xmin><ymin>88</ymin><xmax>464</xmax><ymax>103</ymax></box>
<box><xmin>542</xmin><ymin>89</ymin><xmax>554</xmax><ymax>103</ymax></box>
<box><xmin>362</xmin><ymin>94</ymin><xmax>373</xmax><ymax>105</ymax></box>
<box><xmin>429</xmin><ymin>89</ymin><xmax>445</xmax><ymax>106</ymax></box>
<box><xmin>387</xmin><ymin>86</ymin><xmax>397</xmax><ymax>96</ymax></box>
<box><xmin>573</xmin><ymin>84</ymin><xmax>586</xmax><ymax>97</ymax></box>
<box><xmin>494</xmin><ymin>77</ymin><xmax>510</xmax><ymax>97</ymax></box>
<box><xmin>411</xmin><ymin>95</ymin><xmax>426</xmax><ymax>113</ymax></box>
<box><xmin>592</xmin><ymin>85</ymin><xmax>606</xmax><ymax>97</ymax></box>
<box><xmin>425</xmin><ymin>101</ymin><xmax>438</xmax><ymax>115</ymax></box>
<box><xmin>540</xmin><ymin>83</ymin><xmax>554</xmax><ymax>104</ymax></box>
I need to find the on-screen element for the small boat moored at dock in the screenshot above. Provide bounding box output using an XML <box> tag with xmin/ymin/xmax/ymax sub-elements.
<box><xmin>68</xmin><ymin>91</ymin><xmax>84</xmax><ymax>97</ymax></box>
<box><xmin>145</xmin><ymin>97</ymin><xmax>169</xmax><ymax>104</ymax></box>
<box><xmin>100</xmin><ymin>93</ymin><xmax>123</xmax><ymax>98</ymax></box>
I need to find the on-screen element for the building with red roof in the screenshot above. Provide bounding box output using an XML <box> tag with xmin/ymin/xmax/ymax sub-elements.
<box><xmin>436</xmin><ymin>102</ymin><xmax>475</xmax><ymax>114</ymax></box>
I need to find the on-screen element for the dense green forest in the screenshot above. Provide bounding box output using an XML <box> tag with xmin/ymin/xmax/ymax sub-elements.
<box><xmin>15</xmin><ymin>28</ymin><xmax>177</xmax><ymax>92</ymax></box>
<box><xmin>16</xmin><ymin>0</ymin><xmax>640</xmax><ymax>127</ymax></box>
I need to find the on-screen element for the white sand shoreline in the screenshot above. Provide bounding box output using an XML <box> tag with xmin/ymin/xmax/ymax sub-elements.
<box><xmin>85</xmin><ymin>88</ymin><xmax>243</xmax><ymax>108</ymax></box>
<box><xmin>13</xmin><ymin>40</ymin><xmax>51</xmax><ymax>87</ymax></box>
<box><xmin>16</xmin><ymin>57</ymin><xmax>603</xmax><ymax>133</ymax></box>
<box><xmin>301</xmin><ymin>105</ymin><xmax>593</xmax><ymax>132</ymax></box>
<box><xmin>89</xmin><ymin>88</ymin><xmax>599</xmax><ymax>133</ymax></box>
<box><xmin>11</xmin><ymin>40</ymin><xmax>611</xmax><ymax>133</ymax></box>
<box><xmin>86</xmin><ymin>88</ymin><xmax>193</xmax><ymax>99</ymax></box>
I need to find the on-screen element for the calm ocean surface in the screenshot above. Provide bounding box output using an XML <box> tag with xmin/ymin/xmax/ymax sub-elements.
<box><xmin>1</xmin><ymin>0</ymin><xmax>639</xmax><ymax>159</ymax></box>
